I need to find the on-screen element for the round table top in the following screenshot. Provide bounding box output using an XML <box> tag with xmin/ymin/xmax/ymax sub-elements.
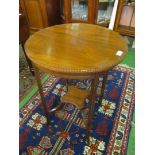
<box><xmin>25</xmin><ymin>23</ymin><xmax>128</xmax><ymax>77</ymax></box>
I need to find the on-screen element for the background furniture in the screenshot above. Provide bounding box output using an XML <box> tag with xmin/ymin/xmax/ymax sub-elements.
<box><xmin>19</xmin><ymin>0</ymin><xmax>61</xmax><ymax>34</ymax></box>
<box><xmin>114</xmin><ymin>0</ymin><xmax>135</xmax><ymax>36</ymax></box>
<box><xmin>59</xmin><ymin>0</ymin><xmax>116</xmax><ymax>27</ymax></box>
<box><xmin>19</xmin><ymin>14</ymin><xmax>34</xmax><ymax>75</ymax></box>
<box><xmin>24</xmin><ymin>23</ymin><xmax>128</xmax><ymax>142</ymax></box>
<box><xmin>19</xmin><ymin>0</ymin><xmax>135</xmax><ymax>34</ymax></box>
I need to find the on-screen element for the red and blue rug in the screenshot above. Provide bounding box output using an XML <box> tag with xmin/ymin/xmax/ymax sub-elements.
<box><xmin>19</xmin><ymin>65</ymin><xmax>135</xmax><ymax>155</ymax></box>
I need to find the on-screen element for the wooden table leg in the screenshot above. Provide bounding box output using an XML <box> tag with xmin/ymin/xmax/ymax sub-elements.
<box><xmin>100</xmin><ymin>72</ymin><xmax>108</xmax><ymax>100</ymax></box>
<box><xmin>33</xmin><ymin>65</ymin><xmax>50</xmax><ymax>126</ymax></box>
<box><xmin>86</xmin><ymin>75</ymin><xmax>99</xmax><ymax>144</ymax></box>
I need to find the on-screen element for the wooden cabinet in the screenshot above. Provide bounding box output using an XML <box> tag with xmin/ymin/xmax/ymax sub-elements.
<box><xmin>19</xmin><ymin>14</ymin><xmax>34</xmax><ymax>75</ymax></box>
<box><xmin>19</xmin><ymin>0</ymin><xmax>61</xmax><ymax>33</ymax></box>
<box><xmin>59</xmin><ymin>0</ymin><xmax>116</xmax><ymax>27</ymax></box>
<box><xmin>114</xmin><ymin>0</ymin><xmax>135</xmax><ymax>36</ymax></box>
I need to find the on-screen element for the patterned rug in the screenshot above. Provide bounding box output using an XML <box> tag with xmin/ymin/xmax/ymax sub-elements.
<box><xmin>19</xmin><ymin>65</ymin><xmax>135</xmax><ymax>155</ymax></box>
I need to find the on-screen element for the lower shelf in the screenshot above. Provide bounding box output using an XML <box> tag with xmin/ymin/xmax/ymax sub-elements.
<box><xmin>61</xmin><ymin>85</ymin><xmax>90</xmax><ymax>109</ymax></box>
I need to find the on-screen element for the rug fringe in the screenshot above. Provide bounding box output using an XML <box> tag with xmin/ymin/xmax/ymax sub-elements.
<box><xmin>117</xmin><ymin>64</ymin><xmax>134</xmax><ymax>70</ymax></box>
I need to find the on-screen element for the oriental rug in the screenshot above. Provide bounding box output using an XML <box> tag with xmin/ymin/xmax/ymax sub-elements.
<box><xmin>19</xmin><ymin>65</ymin><xmax>135</xmax><ymax>155</ymax></box>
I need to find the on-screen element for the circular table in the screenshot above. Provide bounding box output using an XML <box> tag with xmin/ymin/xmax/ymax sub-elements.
<box><xmin>25</xmin><ymin>23</ymin><xmax>128</xmax><ymax>142</ymax></box>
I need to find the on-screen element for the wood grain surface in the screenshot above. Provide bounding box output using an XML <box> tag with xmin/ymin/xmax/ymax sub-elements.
<box><xmin>25</xmin><ymin>23</ymin><xmax>128</xmax><ymax>78</ymax></box>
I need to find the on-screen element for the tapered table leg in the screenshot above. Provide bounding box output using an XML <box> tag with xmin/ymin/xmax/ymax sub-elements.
<box><xmin>86</xmin><ymin>75</ymin><xmax>99</xmax><ymax>144</ymax></box>
<box><xmin>100</xmin><ymin>72</ymin><xmax>108</xmax><ymax>100</ymax></box>
<box><xmin>33</xmin><ymin>65</ymin><xmax>50</xmax><ymax>126</ymax></box>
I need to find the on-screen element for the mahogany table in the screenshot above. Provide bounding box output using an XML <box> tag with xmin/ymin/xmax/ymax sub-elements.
<box><xmin>24</xmin><ymin>23</ymin><xmax>128</xmax><ymax>142</ymax></box>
